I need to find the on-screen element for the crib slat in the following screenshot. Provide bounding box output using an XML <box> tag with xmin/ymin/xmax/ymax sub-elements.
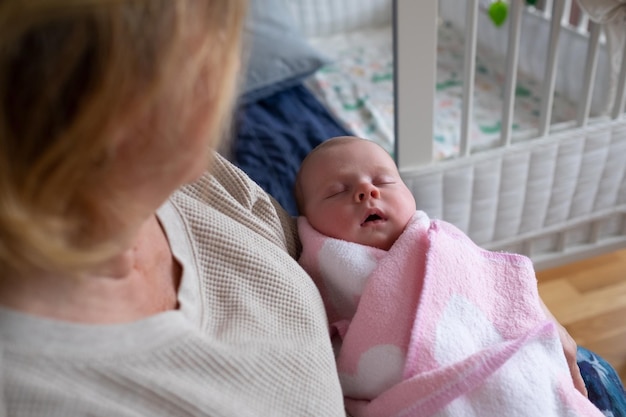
<box><xmin>543</xmin><ymin>0</ymin><xmax>553</xmax><ymax>18</ymax></box>
<box><xmin>539</xmin><ymin>0</ymin><xmax>565</xmax><ymax>137</ymax></box>
<box><xmin>393</xmin><ymin>0</ymin><xmax>437</xmax><ymax>169</ymax></box>
<box><xmin>561</xmin><ymin>0</ymin><xmax>572</xmax><ymax>27</ymax></box>
<box><xmin>577</xmin><ymin>21</ymin><xmax>601</xmax><ymax>127</ymax></box>
<box><xmin>460</xmin><ymin>0</ymin><xmax>479</xmax><ymax>156</ymax></box>
<box><xmin>500</xmin><ymin>0</ymin><xmax>524</xmax><ymax>147</ymax></box>
<box><xmin>577</xmin><ymin>14</ymin><xmax>589</xmax><ymax>34</ymax></box>
<box><xmin>589</xmin><ymin>220</ymin><xmax>600</xmax><ymax>244</ymax></box>
<box><xmin>556</xmin><ymin>232</ymin><xmax>566</xmax><ymax>253</ymax></box>
<box><xmin>611</xmin><ymin>38</ymin><xmax>626</xmax><ymax>119</ymax></box>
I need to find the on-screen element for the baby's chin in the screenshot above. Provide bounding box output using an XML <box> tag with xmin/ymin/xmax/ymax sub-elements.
<box><xmin>371</xmin><ymin>240</ymin><xmax>394</xmax><ymax>251</ymax></box>
<box><xmin>316</xmin><ymin>223</ymin><xmax>396</xmax><ymax>251</ymax></box>
<box><xmin>353</xmin><ymin>234</ymin><xmax>395</xmax><ymax>251</ymax></box>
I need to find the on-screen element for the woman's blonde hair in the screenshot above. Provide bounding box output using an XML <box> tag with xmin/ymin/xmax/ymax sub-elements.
<box><xmin>0</xmin><ymin>0</ymin><xmax>246</xmax><ymax>276</ymax></box>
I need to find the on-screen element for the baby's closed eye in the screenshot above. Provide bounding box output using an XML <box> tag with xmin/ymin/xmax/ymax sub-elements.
<box><xmin>324</xmin><ymin>184</ymin><xmax>347</xmax><ymax>198</ymax></box>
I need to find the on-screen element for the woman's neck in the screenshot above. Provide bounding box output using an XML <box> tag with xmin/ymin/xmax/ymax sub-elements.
<box><xmin>0</xmin><ymin>215</ymin><xmax>181</xmax><ymax>324</ymax></box>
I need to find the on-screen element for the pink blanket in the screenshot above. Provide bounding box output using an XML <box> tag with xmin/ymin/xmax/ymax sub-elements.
<box><xmin>298</xmin><ymin>212</ymin><xmax>603</xmax><ymax>417</ymax></box>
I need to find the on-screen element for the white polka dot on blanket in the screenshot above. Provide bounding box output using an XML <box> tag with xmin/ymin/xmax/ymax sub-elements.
<box><xmin>339</xmin><ymin>344</ymin><xmax>405</xmax><ymax>399</ymax></box>
<box><xmin>434</xmin><ymin>294</ymin><xmax>504</xmax><ymax>366</ymax></box>
<box><xmin>318</xmin><ymin>239</ymin><xmax>378</xmax><ymax>319</ymax></box>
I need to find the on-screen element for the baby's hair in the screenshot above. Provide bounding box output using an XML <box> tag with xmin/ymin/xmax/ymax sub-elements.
<box><xmin>294</xmin><ymin>136</ymin><xmax>372</xmax><ymax>215</ymax></box>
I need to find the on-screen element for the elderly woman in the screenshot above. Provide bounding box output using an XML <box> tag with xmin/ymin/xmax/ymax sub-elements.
<box><xmin>0</xmin><ymin>1</ymin><xmax>344</xmax><ymax>415</ymax></box>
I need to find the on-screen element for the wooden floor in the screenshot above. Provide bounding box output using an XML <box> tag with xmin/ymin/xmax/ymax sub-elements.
<box><xmin>536</xmin><ymin>248</ymin><xmax>626</xmax><ymax>387</ymax></box>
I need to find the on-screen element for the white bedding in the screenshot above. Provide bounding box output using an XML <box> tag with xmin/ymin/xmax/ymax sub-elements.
<box><xmin>306</xmin><ymin>21</ymin><xmax>581</xmax><ymax>161</ymax></box>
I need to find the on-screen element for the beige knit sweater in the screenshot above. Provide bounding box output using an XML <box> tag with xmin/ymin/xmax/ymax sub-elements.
<box><xmin>0</xmin><ymin>154</ymin><xmax>345</xmax><ymax>416</ymax></box>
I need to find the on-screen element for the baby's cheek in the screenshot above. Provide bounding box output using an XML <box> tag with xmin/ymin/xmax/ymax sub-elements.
<box><xmin>319</xmin><ymin>214</ymin><xmax>355</xmax><ymax>241</ymax></box>
<box><xmin>329</xmin><ymin>217</ymin><xmax>353</xmax><ymax>238</ymax></box>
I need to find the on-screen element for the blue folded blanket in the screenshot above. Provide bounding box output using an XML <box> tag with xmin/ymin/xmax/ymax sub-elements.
<box><xmin>233</xmin><ymin>83</ymin><xmax>351</xmax><ymax>216</ymax></box>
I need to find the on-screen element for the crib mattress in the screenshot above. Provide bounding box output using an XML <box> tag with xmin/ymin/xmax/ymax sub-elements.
<box><xmin>306</xmin><ymin>21</ymin><xmax>579</xmax><ymax>160</ymax></box>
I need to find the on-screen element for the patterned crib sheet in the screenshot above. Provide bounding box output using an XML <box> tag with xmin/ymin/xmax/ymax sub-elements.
<box><xmin>306</xmin><ymin>21</ymin><xmax>578</xmax><ymax>161</ymax></box>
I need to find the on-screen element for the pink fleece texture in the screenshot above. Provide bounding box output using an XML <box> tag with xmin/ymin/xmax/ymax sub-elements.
<box><xmin>297</xmin><ymin>211</ymin><xmax>603</xmax><ymax>417</ymax></box>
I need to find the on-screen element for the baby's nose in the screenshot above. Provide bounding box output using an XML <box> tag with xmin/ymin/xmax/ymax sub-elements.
<box><xmin>355</xmin><ymin>184</ymin><xmax>380</xmax><ymax>202</ymax></box>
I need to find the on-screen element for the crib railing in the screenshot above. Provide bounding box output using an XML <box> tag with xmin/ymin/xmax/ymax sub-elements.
<box><xmin>393</xmin><ymin>0</ymin><xmax>623</xmax><ymax>171</ymax></box>
<box><xmin>393</xmin><ymin>0</ymin><xmax>626</xmax><ymax>267</ymax></box>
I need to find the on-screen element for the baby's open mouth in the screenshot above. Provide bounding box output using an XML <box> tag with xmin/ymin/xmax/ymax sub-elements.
<box><xmin>361</xmin><ymin>212</ymin><xmax>385</xmax><ymax>226</ymax></box>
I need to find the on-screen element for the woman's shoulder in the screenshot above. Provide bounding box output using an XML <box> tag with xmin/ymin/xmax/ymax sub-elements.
<box><xmin>172</xmin><ymin>153</ymin><xmax>300</xmax><ymax>258</ymax></box>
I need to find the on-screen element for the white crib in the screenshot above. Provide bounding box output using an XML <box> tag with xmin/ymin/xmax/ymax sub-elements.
<box><xmin>287</xmin><ymin>0</ymin><xmax>626</xmax><ymax>270</ymax></box>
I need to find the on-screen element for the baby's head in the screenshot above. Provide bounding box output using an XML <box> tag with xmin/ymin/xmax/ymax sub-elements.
<box><xmin>295</xmin><ymin>136</ymin><xmax>416</xmax><ymax>250</ymax></box>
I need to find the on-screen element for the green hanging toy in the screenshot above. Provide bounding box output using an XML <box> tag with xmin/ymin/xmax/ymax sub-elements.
<box><xmin>488</xmin><ymin>0</ymin><xmax>538</xmax><ymax>27</ymax></box>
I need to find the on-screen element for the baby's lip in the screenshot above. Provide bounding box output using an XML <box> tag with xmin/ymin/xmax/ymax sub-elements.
<box><xmin>360</xmin><ymin>208</ymin><xmax>387</xmax><ymax>226</ymax></box>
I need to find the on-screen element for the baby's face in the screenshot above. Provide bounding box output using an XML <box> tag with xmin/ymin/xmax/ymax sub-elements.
<box><xmin>300</xmin><ymin>140</ymin><xmax>416</xmax><ymax>250</ymax></box>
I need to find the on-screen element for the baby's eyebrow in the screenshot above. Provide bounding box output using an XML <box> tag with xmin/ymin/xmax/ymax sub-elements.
<box><xmin>322</xmin><ymin>182</ymin><xmax>345</xmax><ymax>193</ymax></box>
<box><xmin>311</xmin><ymin>179</ymin><xmax>340</xmax><ymax>195</ymax></box>
<box><xmin>375</xmin><ymin>169</ymin><xmax>397</xmax><ymax>175</ymax></box>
